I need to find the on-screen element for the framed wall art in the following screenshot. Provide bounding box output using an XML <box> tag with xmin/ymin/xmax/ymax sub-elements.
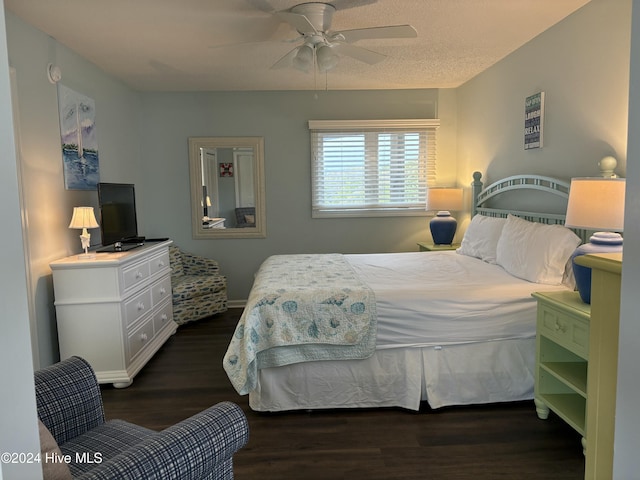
<box><xmin>220</xmin><ymin>162</ymin><xmax>234</xmax><ymax>177</ymax></box>
<box><xmin>524</xmin><ymin>91</ymin><xmax>545</xmax><ymax>150</ymax></box>
<box><xmin>57</xmin><ymin>84</ymin><xmax>100</xmax><ymax>189</ymax></box>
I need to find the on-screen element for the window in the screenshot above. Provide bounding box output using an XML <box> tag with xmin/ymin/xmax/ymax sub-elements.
<box><xmin>309</xmin><ymin>119</ymin><xmax>439</xmax><ymax>218</ymax></box>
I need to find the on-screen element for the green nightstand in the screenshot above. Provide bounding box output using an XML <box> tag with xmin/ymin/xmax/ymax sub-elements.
<box><xmin>532</xmin><ymin>290</ymin><xmax>590</xmax><ymax>455</ymax></box>
<box><xmin>417</xmin><ymin>242</ymin><xmax>460</xmax><ymax>252</ymax></box>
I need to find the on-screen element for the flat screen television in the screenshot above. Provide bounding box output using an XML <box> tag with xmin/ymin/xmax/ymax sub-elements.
<box><xmin>97</xmin><ymin>182</ymin><xmax>139</xmax><ymax>246</ymax></box>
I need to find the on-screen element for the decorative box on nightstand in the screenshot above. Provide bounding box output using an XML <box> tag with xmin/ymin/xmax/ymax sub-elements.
<box><xmin>532</xmin><ymin>290</ymin><xmax>590</xmax><ymax>453</ymax></box>
<box><xmin>417</xmin><ymin>242</ymin><xmax>460</xmax><ymax>252</ymax></box>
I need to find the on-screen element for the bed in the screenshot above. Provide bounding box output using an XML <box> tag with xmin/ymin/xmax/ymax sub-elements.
<box><xmin>224</xmin><ymin>171</ymin><xmax>588</xmax><ymax>412</ymax></box>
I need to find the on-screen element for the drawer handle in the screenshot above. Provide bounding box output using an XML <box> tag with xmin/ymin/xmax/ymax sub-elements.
<box><xmin>137</xmin><ymin>302</ymin><xmax>145</xmax><ymax>311</ymax></box>
<box><xmin>158</xmin><ymin>260</ymin><xmax>166</xmax><ymax>267</ymax></box>
<box><xmin>160</xmin><ymin>313</ymin><xmax>168</xmax><ymax>323</ymax></box>
<box><xmin>554</xmin><ymin>320</ymin><xmax>567</xmax><ymax>333</ymax></box>
<box><xmin>140</xmin><ymin>333</ymin><xmax>148</xmax><ymax>342</ymax></box>
<box><xmin>159</xmin><ymin>287</ymin><xmax>166</xmax><ymax>295</ymax></box>
<box><xmin>135</xmin><ymin>271</ymin><xmax>144</xmax><ymax>279</ymax></box>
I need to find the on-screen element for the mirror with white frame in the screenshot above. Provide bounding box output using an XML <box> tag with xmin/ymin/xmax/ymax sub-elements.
<box><xmin>188</xmin><ymin>136</ymin><xmax>266</xmax><ymax>238</ymax></box>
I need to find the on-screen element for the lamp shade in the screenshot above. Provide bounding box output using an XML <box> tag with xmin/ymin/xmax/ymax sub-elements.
<box><xmin>564</xmin><ymin>177</ymin><xmax>625</xmax><ymax>231</ymax></box>
<box><xmin>426</xmin><ymin>188</ymin><xmax>464</xmax><ymax>212</ymax></box>
<box><xmin>564</xmin><ymin>177</ymin><xmax>625</xmax><ymax>304</ymax></box>
<box><xmin>317</xmin><ymin>44</ymin><xmax>339</xmax><ymax>72</ymax></box>
<box><xmin>293</xmin><ymin>44</ymin><xmax>314</xmax><ymax>73</ymax></box>
<box><xmin>68</xmin><ymin>206</ymin><xmax>99</xmax><ymax>229</ymax></box>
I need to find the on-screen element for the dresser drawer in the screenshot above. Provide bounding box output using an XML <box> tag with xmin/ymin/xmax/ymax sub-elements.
<box><xmin>122</xmin><ymin>261</ymin><xmax>150</xmax><ymax>291</ymax></box>
<box><xmin>151</xmin><ymin>275</ymin><xmax>172</xmax><ymax>306</ymax></box>
<box><xmin>149</xmin><ymin>250</ymin><xmax>170</xmax><ymax>276</ymax></box>
<box><xmin>538</xmin><ymin>303</ymin><xmax>589</xmax><ymax>359</ymax></box>
<box><xmin>128</xmin><ymin>317</ymin><xmax>155</xmax><ymax>360</ymax></box>
<box><xmin>153</xmin><ymin>301</ymin><xmax>174</xmax><ymax>334</ymax></box>
<box><xmin>124</xmin><ymin>289</ymin><xmax>152</xmax><ymax>328</ymax></box>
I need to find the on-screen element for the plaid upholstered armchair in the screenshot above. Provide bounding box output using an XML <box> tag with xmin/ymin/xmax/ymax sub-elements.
<box><xmin>34</xmin><ymin>356</ymin><xmax>249</xmax><ymax>480</ymax></box>
<box><xmin>169</xmin><ymin>246</ymin><xmax>228</xmax><ymax>326</ymax></box>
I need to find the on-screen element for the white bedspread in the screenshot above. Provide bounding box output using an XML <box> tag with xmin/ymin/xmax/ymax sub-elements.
<box><xmin>224</xmin><ymin>254</ymin><xmax>377</xmax><ymax>396</ymax></box>
<box><xmin>345</xmin><ymin>251</ymin><xmax>568</xmax><ymax>348</ymax></box>
<box><xmin>249</xmin><ymin>251</ymin><xmax>571</xmax><ymax>411</ymax></box>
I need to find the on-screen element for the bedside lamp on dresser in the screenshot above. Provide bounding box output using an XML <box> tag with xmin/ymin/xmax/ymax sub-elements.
<box><xmin>68</xmin><ymin>206</ymin><xmax>99</xmax><ymax>259</ymax></box>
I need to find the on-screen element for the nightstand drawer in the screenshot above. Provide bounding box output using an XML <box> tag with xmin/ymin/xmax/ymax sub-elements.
<box><xmin>538</xmin><ymin>303</ymin><xmax>589</xmax><ymax>359</ymax></box>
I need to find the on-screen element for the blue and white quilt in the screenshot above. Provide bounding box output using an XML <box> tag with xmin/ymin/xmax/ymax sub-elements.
<box><xmin>224</xmin><ymin>254</ymin><xmax>377</xmax><ymax>395</ymax></box>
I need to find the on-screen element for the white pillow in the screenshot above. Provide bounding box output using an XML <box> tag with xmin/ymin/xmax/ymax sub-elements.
<box><xmin>496</xmin><ymin>214</ymin><xmax>581</xmax><ymax>285</ymax></box>
<box><xmin>457</xmin><ymin>215</ymin><xmax>506</xmax><ymax>264</ymax></box>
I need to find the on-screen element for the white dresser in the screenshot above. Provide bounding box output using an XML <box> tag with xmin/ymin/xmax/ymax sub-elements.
<box><xmin>50</xmin><ymin>240</ymin><xmax>177</xmax><ymax>388</ymax></box>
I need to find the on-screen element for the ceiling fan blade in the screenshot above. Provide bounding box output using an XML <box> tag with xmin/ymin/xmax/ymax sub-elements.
<box><xmin>277</xmin><ymin>11</ymin><xmax>318</xmax><ymax>34</ymax></box>
<box><xmin>327</xmin><ymin>0</ymin><xmax>378</xmax><ymax>10</ymax></box>
<box><xmin>331</xmin><ymin>43</ymin><xmax>387</xmax><ymax>65</ymax></box>
<box><xmin>270</xmin><ymin>46</ymin><xmax>300</xmax><ymax>70</ymax></box>
<box><xmin>335</xmin><ymin>25</ymin><xmax>417</xmax><ymax>43</ymax></box>
<box><xmin>244</xmin><ymin>0</ymin><xmax>276</xmax><ymax>13</ymax></box>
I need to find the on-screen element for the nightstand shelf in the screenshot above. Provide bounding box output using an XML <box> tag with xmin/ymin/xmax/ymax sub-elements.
<box><xmin>537</xmin><ymin>392</ymin><xmax>586</xmax><ymax>435</ymax></box>
<box><xmin>532</xmin><ymin>290</ymin><xmax>590</xmax><ymax>449</ymax></box>
<box><xmin>540</xmin><ymin>361</ymin><xmax>588</xmax><ymax>396</ymax></box>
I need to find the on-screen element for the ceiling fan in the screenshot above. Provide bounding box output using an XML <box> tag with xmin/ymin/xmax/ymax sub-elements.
<box><xmin>269</xmin><ymin>2</ymin><xmax>417</xmax><ymax>73</ymax></box>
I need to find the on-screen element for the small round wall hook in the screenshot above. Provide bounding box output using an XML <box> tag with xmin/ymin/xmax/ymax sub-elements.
<box><xmin>47</xmin><ymin>63</ymin><xmax>62</xmax><ymax>84</ymax></box>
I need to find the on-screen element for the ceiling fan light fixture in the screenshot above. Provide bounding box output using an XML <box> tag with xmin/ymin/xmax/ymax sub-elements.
<box><xmin>292</xmin><ymin>44</ymin><xmax>314</xmax><ymax>72</ymax></box>
<box><xmin>316</xmin><ymin>44</ymin><xmax>339</xmax><ymax>72</ymax></box>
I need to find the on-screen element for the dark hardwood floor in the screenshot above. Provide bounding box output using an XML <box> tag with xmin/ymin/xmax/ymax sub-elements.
<box><xmin>101</xmin><ymin>309</ymin><xmax>585</xmax><ymax>479</ymax></box>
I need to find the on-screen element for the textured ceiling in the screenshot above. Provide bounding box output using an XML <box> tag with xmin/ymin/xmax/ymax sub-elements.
<box><xmin>5</xmin><ymin>0</ymin><xmax>591</xmax><ymax>91</ymax></box>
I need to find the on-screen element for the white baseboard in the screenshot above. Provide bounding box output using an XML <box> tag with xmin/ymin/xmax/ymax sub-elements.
<box><xmin>227</xmin><ymin>299</ymin><xmax>247</xmax><ymax>309</ymax></box>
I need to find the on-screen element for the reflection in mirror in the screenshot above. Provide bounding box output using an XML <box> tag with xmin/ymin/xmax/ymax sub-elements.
<box><xmin>188</xmin><ymin>137</ymin><xmax>266</xmax><ymax>238</ymax></box>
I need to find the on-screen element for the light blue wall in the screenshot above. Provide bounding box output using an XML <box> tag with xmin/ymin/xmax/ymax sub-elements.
<box><xmin>6</xmin><ymin>12</ymin><xmax>143</xmax><ymax>367</ymax></box>
<box><xmin>456</xmin><ymin>0</ymin><xmax>631</xmax><ymax>182</ymax></box>
<box><xmin>137</xmin><ymin>89</ymin><xmax>456</xmax><ymax>301</ymax></box>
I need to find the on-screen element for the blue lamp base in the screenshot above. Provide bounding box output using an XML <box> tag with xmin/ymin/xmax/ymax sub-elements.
<box><xmin>430</xmin><ymin>211</ymin><xmax>458</xmax><ymax>245</ymax></box>
<box><xmin>572</xmin><ymin>232</ymin><xmax>623</xmax><ymax>304</ymax></box>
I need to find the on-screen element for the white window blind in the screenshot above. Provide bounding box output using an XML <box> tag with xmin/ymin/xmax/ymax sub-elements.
<box><xmin>309</xmin><ymin>119</ymin><xmax>439</xmax><ymax>217</ymax></box>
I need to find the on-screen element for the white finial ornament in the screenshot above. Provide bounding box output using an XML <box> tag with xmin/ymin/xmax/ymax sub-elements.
<box><xmin>598</xmin><ymin>156</ymin><xmax>617</xmax><ymax>178</ymax></box>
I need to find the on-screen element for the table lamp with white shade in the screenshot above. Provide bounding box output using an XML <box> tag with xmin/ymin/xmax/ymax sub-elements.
<box><xmin>426</xmin><ymin>187</ymin><xmax>464</xmax><ymax>245</ymax></box>
<box><xmin>69</xmin><ymin>206</ymin><xmax>99</xmax><ymax>259</ymax></box>
<box><xmin>564</xmin><ymin>177</ymin><xmax>625</xmax><ymax>303</ymax></box>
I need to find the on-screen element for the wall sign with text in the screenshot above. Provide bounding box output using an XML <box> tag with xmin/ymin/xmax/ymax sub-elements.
<box><xmin>524</xmin><ymin>92</ymin><xmax>545</xmax><ymax>150</ymax></box>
